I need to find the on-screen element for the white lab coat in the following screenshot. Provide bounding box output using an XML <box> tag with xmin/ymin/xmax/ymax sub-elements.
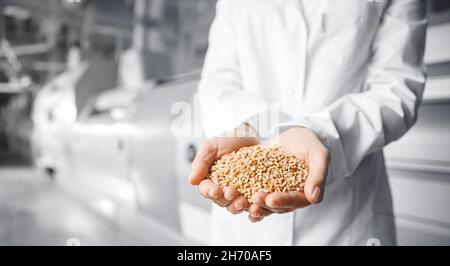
<box><xmin>198</xmin><ymin>0</ymin><xmax>427</xmax><ymax>245</ymax></box>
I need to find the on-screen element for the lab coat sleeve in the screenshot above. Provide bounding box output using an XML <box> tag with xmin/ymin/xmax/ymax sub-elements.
<box><xmin>289</xmin><ymin>0</ymin><xmax>428</xmax><ymax>185</ymax></box>
<box><xmin>198</xmin><ymin>0</ymin><xmax>281</xmax><ymax>138</ymax></box>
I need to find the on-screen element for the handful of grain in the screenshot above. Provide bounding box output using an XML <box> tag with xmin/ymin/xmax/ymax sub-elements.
<box><xmin>207</xmin><ymin>145</ymin><xmax>309</xmax><ymax>199</ymax></box>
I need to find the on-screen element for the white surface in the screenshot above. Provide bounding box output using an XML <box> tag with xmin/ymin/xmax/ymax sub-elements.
<box><xmin>59</xmin><ymin>176</ymin><xmax>191</xmax><ymax>245</ymax></box>
<box><xmin>179</xmin><ymin>202</ymin><xmax>211</xmax><ymax>245</ymax></box>
<box><xmin>424</xmin><ymin>22</ymin><xmax>450</xmax><ymax>64</ymax></box>
<box><xmin>396</xmin><ymin>217</ymin><xmax>450</xmax><ymax>246</ymax></box>
<box><xmin>422</xmin><ymin>76</ymin><xmax>450</xmax><ymax>104</ymax></box>
<box><xmin>389</xmin><ymin>170</ymin><xmax>450</xmax><ymax>225</ymax></box>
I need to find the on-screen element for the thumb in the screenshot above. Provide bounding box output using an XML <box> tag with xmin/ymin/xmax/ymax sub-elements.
<box><xmin>189</xmin><ymin>140</ymin><xmax>218</xmax><ymax>185</ymax></box>
<box><xmin>304</xmin><ymin>150</ymin><xmax>329</xmax><ymax>204</ymax></box>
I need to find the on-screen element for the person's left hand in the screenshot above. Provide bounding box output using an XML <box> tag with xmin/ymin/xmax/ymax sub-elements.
<box><xmin>246</xmin><ymin>127</ymin><xmax>330</xmax><ymax>223</ymax></box>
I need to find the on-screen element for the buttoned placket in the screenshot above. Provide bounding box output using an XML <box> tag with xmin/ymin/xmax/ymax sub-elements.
<box><xmin>281</xmin><ymin>0</ymin><xmax>308</xmax><ymax>120</ymax></box>
<box><xmin>281</xmin><ymin>0</ymin><xmax>330</xmax><ymax>245</ymax></box>
<box><xmin>280</xmin><ymin>0</ymin><xmax>311</xmax><ymax>246</ymax></box>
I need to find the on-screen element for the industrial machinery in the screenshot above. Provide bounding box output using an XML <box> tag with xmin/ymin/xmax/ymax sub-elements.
<box><xmin>31</xmin><ymin>62</ymin><xmax>87</xmax><ymax>176</ymax></box>
<box><xmin>59</xmin><ymin>72</ymin><xmax>202</xmax><ymax>242</ymax></box>
<box><xmin>31</xmin><ymin>53</ymin><xmax>117</xmax><ymax>177</ymax></box>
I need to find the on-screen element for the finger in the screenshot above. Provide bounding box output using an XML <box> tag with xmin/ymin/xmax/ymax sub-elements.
<box><xmin>247</xmin><ymin>203</ymin><xmax>273</xmax><ymax>218</ymax></box>
<box><xmin>250</xmin><ymin>191</ymin><xmax>292</xmax><ymax>214</ymax></box>
<box><xmin>223</xmin><ymin>187</ymin><xmax>239</xmax><ymax>202</ymax></box>
<box><xmin>215</xmin><ymin>187</ymin><xmax>239</xmax><ymax>208</ymax></box>
<box><xmin>248</xmin><ymin>214</ymin><xmax>263</xmax><ymax>223</ymax></box>
<box><xmin>265</xmin><ymin>191</ymin><xmax>310</xmax><ymax>209</ymax></box>
<box><xmin>305</xmin><ymin>149</ymin><xmax>329</xmax><ymax>204</ymax></box>
<box><xmin>227</xmin><ymin>196</ymin><xmax>249</xmax><ymax>214</ymax></box>
<box><xmin>189</xmin><ymin>140</ymin><xmax>218</xmax><ymax>185</ymax></box>
<box><xmin>198</xmin><ymin>180</ymin><xmax>223</xmax><ymax>199</ymax></box>
<box><xmin>213</xmin><ymin>198</ymin><xmax>229</xmax><ymax>207</ymax></box>
<box><xmin>250</xmin><ymin>191</ymin><xmax>269</xmax><ymax>206</ymax></box>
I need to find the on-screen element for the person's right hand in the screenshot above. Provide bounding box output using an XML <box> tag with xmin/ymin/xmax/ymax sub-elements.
<box><xmin>189</xmin><ymin>125</ymin><xmax>259</xmax><ymax>214</ymax></box>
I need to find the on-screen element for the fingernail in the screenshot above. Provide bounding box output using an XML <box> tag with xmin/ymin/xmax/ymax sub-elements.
<box><xmin>234</xmin><ymin>202</ymin><xmax>243</xmax><ymax>210</ymax></box>
<box><xmin>312</xmin><ymin>186</ymin><xmax>321</xmax><ymax>203</ymax></box>
<box><xmin>253</xmin><ymin>211</ymin><xmax>262</xmax><ymax>218</ymax></box>
<box><xmin>208</xmin><ymin>190</ymin><xmax>216</xmax><ymax>199</ymax></box>
<box><xmin>224</xmin><ymin>191</ymin><xmax>233</xmax><ymax>201</ymax></box>
<box><xmin>252</xmin><ymin>216</ymin><xmax>262</xmax><ymax>223</ymax></box>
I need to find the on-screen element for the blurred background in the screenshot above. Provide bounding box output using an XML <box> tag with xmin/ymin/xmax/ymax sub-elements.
<box><xmin>0</xmin><ymin>0</ymin><xmax>449</xmax><ymax>246</ymax></box>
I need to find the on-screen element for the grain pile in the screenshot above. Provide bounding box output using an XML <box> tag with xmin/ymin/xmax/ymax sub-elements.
<box><xmin>207</xmin><ymin>145</ymin><xmax>309</xmax><ymax>199</ymax></box>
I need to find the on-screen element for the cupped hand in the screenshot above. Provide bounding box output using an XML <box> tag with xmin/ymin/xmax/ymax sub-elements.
<box><xmin>189</xmin><ymin>125</ymin><xmax>259</xmax><ymax>214</ymax></box>
<box><xmin>246</xmin><ymin>127</ymin><xmax>330</xmax><ymax>222</ymax></box>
